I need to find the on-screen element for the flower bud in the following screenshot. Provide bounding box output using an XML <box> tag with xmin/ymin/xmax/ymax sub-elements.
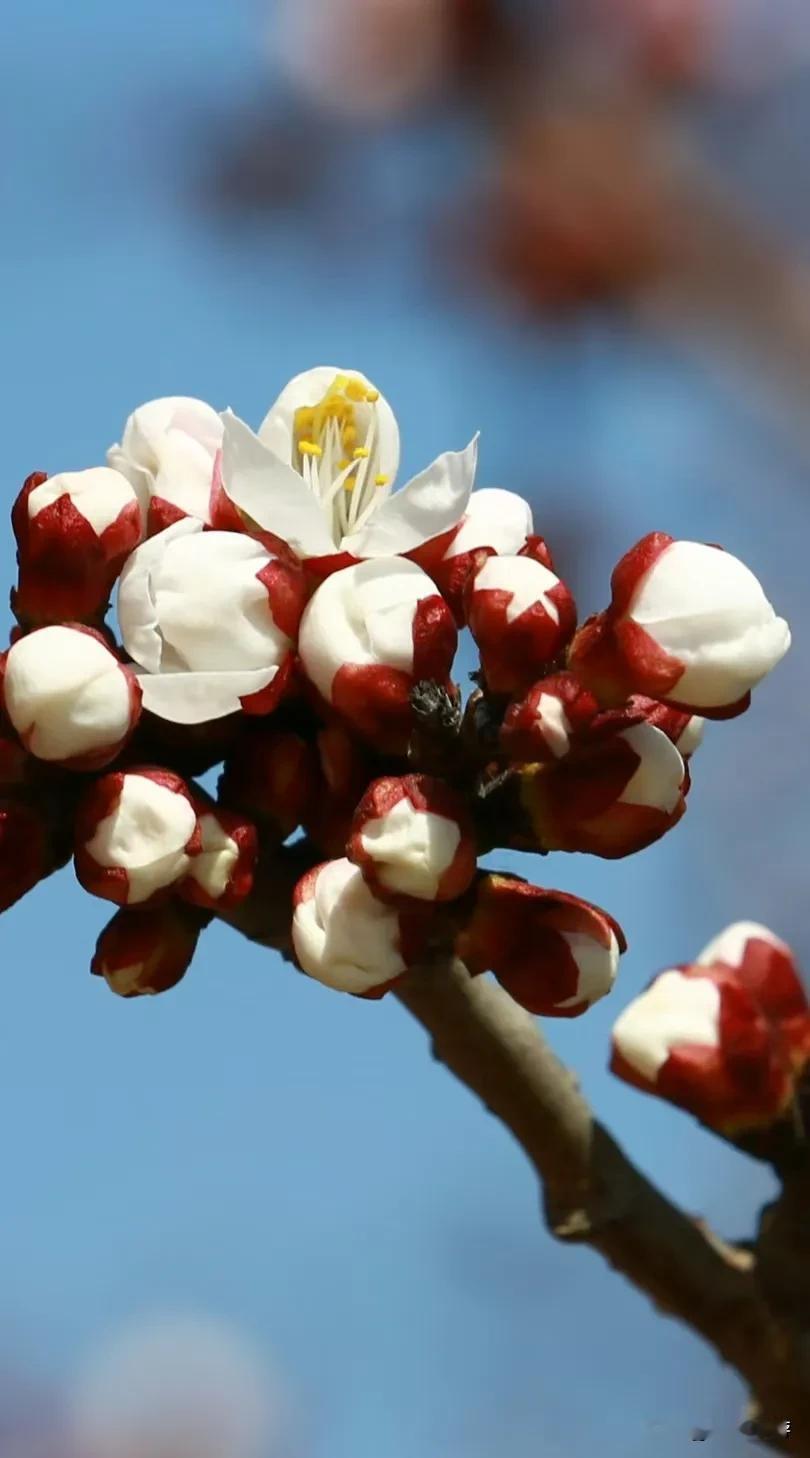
<box><xmin>108</xmin><ymin>396</ymin><xmax>224</xmax><ymax>534</ymax></box>
<box><xmin>292</xmin><ymin>857</ymin><xmax>429</xmax><ymax>996</ymax></box>
<box><xmin>500</xmin><ymin>672</ymin><xmax>599</xmax><ymax>764</ymax></box>
<box><xmin>518</xmin><ymin>720</ymin><xmax>687</xmax><ymax>858</ymax></box>
<box><xmin>1</xmin><ymin>625</ymin><xmax>142</xmax><ymax>770</ymax></box>
<box><xmin>12</xmin><ymin>468</ymin><xmax>143</xmax><ymax>624</ymax></box>
<box><xmin>457</xmin><ymin>874</ymin><xmax>625</xmax><ymax>1017</ymax></box>
<box><xmin>696</xmin><ymin>922</ymin><xmax>810</xmax><ymax>1068</ymax></box>
<box><xmin>611</xmin><ymin>958</ymin><xmax>808</xmax><ymax>1133</ymax></box>
<box><xmin>347</xmin><ymin>775</ymin><xmax>477</xmax><ymax>904</ymax></box>
<box><xmin>569</xmin><ymin>533</ymin><xmax>790</xmax><ymax>718</ymax></box>
<box><xmin>75</xmin><ymin>767</ymin><xmax>201</xmax><ymax>906</ymax></box>
<box><xmin>218</xmin><ymin>730</ymin><xmax>317</xmax><ymax>840</ymax></box>
<box><xmin>0</xmin><ymin>800</ymin><xmax>49</xmax><ymax>912</ymax></box>
<box><xmin>298</xmin><ymin>558</ymin><xmax>457</xmax><ymax>750</ymax></box>
<box><xmin>178</xmin><ymin>799</ymin><xmax>257</xmax><ymax>910</ymax></box>
<box><xmin>465</xmin><ymin>554</ymin><xmax>577</xmax><ymax>696</ymax></box>
<box><xmin>409</xmin><ymin>487</ymin><xmax>535</xmax><ymax>620</ymax></box>
<box><xmin>91</xmin><ymin>902</ymin><xmax>203</xmax><ymax>997</ymax></box>
<box><xmin>118</xmin><ymin>519</ymin><xmax>307</xmax><ymax>724</ymax></box>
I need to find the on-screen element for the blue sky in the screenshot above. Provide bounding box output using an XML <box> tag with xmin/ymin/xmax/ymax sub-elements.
<box><xmin>2</xmin><ymin>2</ymin><xmax>807</xmax><ymax>1453</ymax></box>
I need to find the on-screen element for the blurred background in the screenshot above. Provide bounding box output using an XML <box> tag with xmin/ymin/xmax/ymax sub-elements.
<box><xmin>3</xmin><ymin>0</ymin><xmax>810</xmax><ymax>1452</ymax></box>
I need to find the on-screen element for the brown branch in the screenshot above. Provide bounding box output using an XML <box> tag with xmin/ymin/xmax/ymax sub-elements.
<box><xmin>394</xmin><ymin>959</ymin><xmax>810</xmax><ymax>1450</ymax></box>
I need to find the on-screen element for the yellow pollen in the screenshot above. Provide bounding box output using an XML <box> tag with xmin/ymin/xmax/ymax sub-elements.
<box><xmin>292</xmin><ymin>373</ymin><xmax>381</xmax><ymax>479</ymax></box>
<box><xmin>375</xmin><ymin>474</ymin><xmax>390</xmax><ymax>486</ymax></box>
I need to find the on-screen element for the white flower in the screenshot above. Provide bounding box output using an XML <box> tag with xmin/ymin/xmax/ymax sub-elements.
<box><xmin>23</xmin><ymin>466</ymin><xmax>142</xmax><ymax>545</ymax></box>
<box><xmin>440</xmin><ymin>487</ymin><xmax>533</xmax><ymax>561</ymax></box>
<box><xmin>617</xmin><ymin>723</ymin><xmax>686</xmax><ymax>815</ymax></box>
<box><xmin>347</xmin><ymin>773</ymin><xmax>476</xmax><ymax>902</ymax></box>
<box><xmin>292</xmin><ymin>857</ymin><xmax>409</xmax><ymax>994</ymax></box>
<box><xmin>1</xmin><ymin>625</ymin><xmax>140</xmax><ymax>768</ymax></box>
<box><xmin>117</xmin><ymin>519</ymin><xmax>303</xmax><ymax>724</ymax></box>
<box><xmin>108</xmin><ymin>396</ymin><xmax>223</xmax><ymax>528</ymax></box>
<box><xmin>219</xmin><ymin>366</ymin><xmax>478</xmax><ymax>563</ymax></box>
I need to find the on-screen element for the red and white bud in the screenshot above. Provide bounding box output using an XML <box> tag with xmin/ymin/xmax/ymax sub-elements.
<box><xmin>75</xmin><ymin>767</ymin><xmax>201</xmax><ymax>906</ymax></box>
<box><xmin>108</xmin><ymin>396</ymin><xmax>224</xmax><ymax>534</ymax></box>
<box><xmin>1</xmin><ymin>625</ymin><xmax>142</xmax><ymax>770</ymax></box>
<box><xmin>611</xmin><ymin>961</ymin><xmax>806</xmax><ymax>1132</ymax></box>
<box><xmin>569</xmin><ymin>533</ymin><xmax>790</xmax><ymax>718</ymax></box>
<box><xmin>297</xmin><ymin>557</ymin><xmax>457</xmax><ymax>750</ymax></box>
<box><xmin>179</xmin><ymin>800</ymin><xmax>257</xmax><ymax>910</ymax></box>
<box><xmin>696</xmin><ymin>922</ymin><xmax>810</xmax><ymax>1068</ymax></box>
<box><xmin>0</xmin><ymin>800</ymin><xmax>49</xmax><ymax>912</ymax></box>
<box><xmin>518</xmin><ymin>720</ymin><xmax>688</xmax><ymax>858</ymax></box>
<box><xmin>500</xmin><ymin>672</ymin><xmax>599</xmax><ymax>764</ymax></box>
<box><xmin>218</xmin><ymin>730</ymin><xmax>317</xmax><ymax>840</ymax></box>
<box><xmin>12</xmin><ymin>468</ymin><xmax>143</xmax><ymax>624</ymax></box>
<box><xmin>457</xmin><ymin>875</ymin><xmax>625</xmax><ymax>1017</ymax></box>
<box><xmin>465</xmin><ymin>554</ymin><xmax>577</xmax><ymax>696</ymax></box>
<box><xmin>409</xmin><ymin>487</ymin><xmax>535</xmax><ymax>620</ymax></box>
<box><xmin>292</xmin><ymin>857</ymin><xmax>429</xmax><ymax>997</ymax></box>
<box><xmin>118</xmin><ymin>519</ymin><xmax>307</xmax><ymax>724</ymax></box>
<box><xmin>347</xmin><ymin>775</ymin><xmax>476</xmax><ymax>904</ymax></box>
<box><xmin>91</xmin><ymin>902</ymin><xmax>203</xmax><ymax>998</ymax></box>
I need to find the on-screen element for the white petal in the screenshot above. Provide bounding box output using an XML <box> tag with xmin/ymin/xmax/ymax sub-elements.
<box><xmin>4</xmin><ymin>626</ymin><xmax>132</xmax><ymax>762</ymax></box>
<box><xmin>556</xmin><ymin>929</ymin><xmax>619</xmax><ymax>1010</ymax></box>
<box><xmin>360</xmin><ymin>799</ymin><xmax>460</xmax><ymax>900</ymax></box>
<box><xmin>259</xmin><ymin>366</ymin><xmax>400</xmax><ymax>484</ymax></box>
<box><xmin>444</xmin><ymin>487</ymin><xmax>533</xmax><ymax>560</ymax></box>
<box><xmin>292</xmin><ymin>858</ymin><xmax>405</xmax><ymax>993</ymax></box>
<box><xmin>190</xmin><ymin>813</ymin><xmax>240</xmax><ymax>899</ymax></box>
<box><xmin>613</xmin><ymin>970</ymin><xmax>721</xmax><ymax>1080</ymax></box>
<box><xmin>472</xmin><ymin>553</ymin><xmax>560</xmax><ymax>624</ymax></box>
<box><xmin>118</xmin><ymin>519</ymin><xmax>204</xmax><ymax>674</ymax></box>
<box><xmin>28</xmin><ymin>467</ymin><xmax>138</xmax><ymax>536</ymax></box>
<box><xmin>344</xmin><ymin>436</ymin><xmax>478</xmax><ymax>557</ymax></box>
<box><xmin>696</xmin><ymin>921</ymin><xmax>787</xmax><ymax>969</ymax></box>
<box><xmin>88</xmin><ymin>775</ymin><xmax>197</xmax><ymax>904</ymax></box>
<box><xmin>535</xmin><ymin>693</ymin><xmax>571</xmax><ymax>758</ymax></box>
<box><xmin>618</xmin><ymin>724</ymin><xmax>685</xmax><ymax>813</ymax></box>
<box><xmin>139</xmin><ymin>666</ymin><xmax>280</xmax><ymax>725</ymax></box>
<box><xmin>299</xmin><ymin>558</ymin><xmax>433</xmax><ymax>701</ymax></box>
<box><xmin>220</xmin><ymin>411</ymin><xmax>336</xmax><ymax>557</ymax></box>
<box><xmin>676</xmin><ymin>716</ymin><xmax>705</xmax><ymax>757</ymax></box>
<box><xmin>631</xmin><ymin>541</ymin><xmax>791</xmax><ymax>707</ymax></box>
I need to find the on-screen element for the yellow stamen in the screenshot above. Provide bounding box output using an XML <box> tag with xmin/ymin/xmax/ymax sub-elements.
<box><xmin>375</xmin><ymin>474</ymin><xmax>390</xmax><ymax>486</ymax></box>
<box><xmin>298</xmin><ymin>440</ymin><xmax>323</xmax><ymax>457</ymax></box>
<box><xmin>353</xmin><ymin>447</ymin><xmax>370</xmax><ymax>460</ymax></box>
<box><xmin>365</xmin><ymin>389</ymin><xmax>380</xmax><ymax>402</ymax></box>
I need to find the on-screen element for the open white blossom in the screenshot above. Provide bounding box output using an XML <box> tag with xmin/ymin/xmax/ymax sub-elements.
<box><xmin>220</xmin><ymin>366</ymin><xmax>478</xmax><ymax>563</ymax></box>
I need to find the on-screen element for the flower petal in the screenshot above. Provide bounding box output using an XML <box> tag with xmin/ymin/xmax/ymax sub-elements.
<box><xmin>220</xmin><ymin>410</ymin><xmax>337</xmax><ymax>558</ymax></box>
<box><xmin>117</xmin><ymin>519</ymin><xmax>204</xmax><ymax>674</ymax></box>
<box><xmin>258</xmin><ymin>365</ymin><xmax>400</xmax><ymax>484</ymax></box>
<box><xmin>139</xmin><ymin>666</ymin><xmax>280</xmax><ymax>725</ymax></box>
<box><xmin>344</xmin><ymin>435</ymin><xmax>478</xmax><ymax>557</ymax></box>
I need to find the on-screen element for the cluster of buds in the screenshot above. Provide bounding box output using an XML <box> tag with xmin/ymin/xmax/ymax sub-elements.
<box><xmin>0</xmin><ymin>364</ymin><xmax>790</xmax><ymax>1037</ymax></box>
<box><xmin>611</xmin><ymin>924</ymin><xmax>810</xmax><ymax>1134</ymax></box>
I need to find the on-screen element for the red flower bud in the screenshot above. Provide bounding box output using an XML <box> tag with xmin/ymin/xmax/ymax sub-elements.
<box><xmin>91</xmin><ymin>902</ymin><xmax>203</xmax><ymax>998</ymax></box>
<box><xmin>458</xmin><ymin>874</ymin><xmax>625</xmax><ymax>1017</ymax></box>
<box><xmin>348</xmin><ymin>774</ymin><xmax>476</xmax><ymax>904</ymax></box>
<box><xmin>75</xmin><ymin>767</ymin><xmax>201</xmax><ymax>906</ymax></box>
<box><xmin>465</xmin><ymin>554</ymin><xmax>577</xmax><ymax>696</ymax></box>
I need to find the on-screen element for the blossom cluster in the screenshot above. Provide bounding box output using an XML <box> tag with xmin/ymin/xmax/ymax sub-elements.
<box><xmin>0</xmin><ymin>364</ymin><xmax>796</xmax><ymax>1137</ymax></box>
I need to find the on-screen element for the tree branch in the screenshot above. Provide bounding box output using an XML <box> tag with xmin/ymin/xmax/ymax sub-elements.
<box><xmin>394</xmin><ymin>958</ymin><xmax>810</xmax><ymax>1451</ymax></box>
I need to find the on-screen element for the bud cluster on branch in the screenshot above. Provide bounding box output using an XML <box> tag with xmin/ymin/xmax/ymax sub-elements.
<box><xmin>0</xmin><ymin>363</ymin><xmax>796</xmax><ymax>1142</ymax></box>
